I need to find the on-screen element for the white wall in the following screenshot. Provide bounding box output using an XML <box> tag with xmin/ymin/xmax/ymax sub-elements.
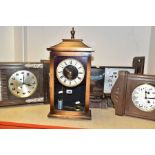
<box><xmin>0</xmin><ymin>26</ymin><xmax>152</xmax><ymax>73</ymax></box>
<box><xmin>25</xmin><ymin>26</ymin><xmax>151</xmax><ymax>73</ymax></box>
<box><xmin>148</xmin><ymin>27</ymin><xmax>155</xmax><ymax>74</ymax></box>
<box><xmin>13</xmin><ymin>27</ymin><xmax>24</xmax><ymax>61</ymax></box>
<box><xmin>0</xmin><ymin>26</ymin><xmax>15</xmax><ymax>61</ymax></box>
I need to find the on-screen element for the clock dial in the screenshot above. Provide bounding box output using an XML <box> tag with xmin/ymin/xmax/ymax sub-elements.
<box><xmin>132</xmin><ymin>84</ymin><xmax>155</xmax><ymax>112</ymax></box>
<box><xmin>56</xmin><ymin>58</ymin><xmax>85</xmax><ymax>87</ymax></box>
<box><xmin>8</xmin><ymin>70</ymin><xmax>38</xmax><ymax>98</ymax></box>
<box><xmin>104</xmin><ymin>68</ymin><xmax>135</xmax><ymax>94</ymax></box>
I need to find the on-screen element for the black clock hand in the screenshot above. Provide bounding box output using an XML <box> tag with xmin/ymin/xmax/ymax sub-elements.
<box><xmin>145</xmin><ymin>91</ymin><xmax>155</xmax><ymax>99</ymax></box>
<box><xmin>146</xmin><ymin>97</ymin><xmax>155</xmax><ymax>99</ymax></box>
<box><xmin>65</xmin><ymin>68</ymin><xmax>72</xmax><ymax>74</ymax></box>
<box><xmin>64</xmin><ymin>67</ymin><xmax>72</xmax><ymax>79</ymax></box>
<box><xmin>24</xmin><ymin>83</ymin><xmax>32</xmax><ymax>86</ymax></box>
<box><xmin>22</xmin><ymin>75</ymin><xmax>25</xmax><ymax>84</ymax></box>
<box><xmin>145</xmin><ymin>91</ymin><xmax>147</xmax><ymax>99</ymax></box>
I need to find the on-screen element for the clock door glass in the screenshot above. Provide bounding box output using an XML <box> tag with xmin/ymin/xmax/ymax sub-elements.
<box><xmin>132</xmin><ymin>84</ymin><xmax>155</xmax><ymax>112</ymax></box>
<box><xmin>8</xmin><ymin>70</ymin><xmax>38</xmax><ymax>98</ymax></box>
<box><xmin>56</xmin><ymin>58</ymin><xmax>85</xmax><ymax>87</ymax></box>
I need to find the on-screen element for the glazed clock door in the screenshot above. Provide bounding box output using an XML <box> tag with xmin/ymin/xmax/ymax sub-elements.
<box><xmin>54</xmin><ymin>56</ymin><xmax>87</xmax><ymax>112</ymax></box>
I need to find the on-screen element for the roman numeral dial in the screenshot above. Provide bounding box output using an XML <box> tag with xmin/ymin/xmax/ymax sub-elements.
<box><xmin>8</xmin><ymin>70</ymin><xmax>38</xmax><ymax>98</ymax></box>
<box><xmin>56</xmin><ymin>58</ymin><xmax>85</xmax><ymax>87</ymax></box>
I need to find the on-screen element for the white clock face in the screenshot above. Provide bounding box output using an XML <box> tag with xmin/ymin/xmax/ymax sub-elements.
<box><xmin>8</xmin><ymin>70</ymin><xmax>38</xmax><ymax>98</ymax></box>
<box><xmin>56</xmin><ymin>58</ymin><xmax>85</xmax><ymax>87</ymax></box>
<box><xmin>132</xmin><ymin>84</ymin><xmax>155</xmax><ymax>112</ymax></box>
<box><xmin>104</xmin><ymin>68</ymin><xmax>135</xmax><ymax>94</ymax></box>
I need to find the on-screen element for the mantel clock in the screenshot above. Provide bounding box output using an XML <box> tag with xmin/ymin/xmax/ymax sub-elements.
<box><xmin>111</xmin><ymin>71</ymin><xmax>155</xmax><ymax>120</ymax></box>
<box><xmin>47</xmin><ymin>28</ymin><xmax>94</xmax><ymax>119</ymax></box>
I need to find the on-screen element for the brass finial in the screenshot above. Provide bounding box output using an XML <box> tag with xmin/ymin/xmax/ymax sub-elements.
<box><xmin>70</xmin><ymin>27</ymin><xmax>75</xmax><ymax>39</ymax></box>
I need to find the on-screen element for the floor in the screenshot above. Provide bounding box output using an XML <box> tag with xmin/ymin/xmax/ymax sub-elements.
<box><xmin>0</xmin><ymin>104</ymin><xmax>154</xmax><ymax>129</ymax></box>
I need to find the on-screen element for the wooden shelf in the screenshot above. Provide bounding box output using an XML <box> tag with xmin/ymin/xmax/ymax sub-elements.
<box><xmin>0</xmin><ymin>104</ymin><xmax>154</xmax><ymax>129</ymax></box>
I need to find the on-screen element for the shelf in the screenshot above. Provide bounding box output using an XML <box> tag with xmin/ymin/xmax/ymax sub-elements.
<box><xmin>0</xmin><ymin>104</ymin><xmax>154</xmax><ymax>129</ymax></box>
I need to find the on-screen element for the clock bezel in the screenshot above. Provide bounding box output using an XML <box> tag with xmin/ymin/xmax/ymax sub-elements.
<box><xmin>131</xmin><ymin>83</ymin><xmax>155</xmax><ymax>112</ymax></box>
<box><xmin>8</xmin><ymin>70</ymin><xmax>38</xmax><ymax>98</ymax></box>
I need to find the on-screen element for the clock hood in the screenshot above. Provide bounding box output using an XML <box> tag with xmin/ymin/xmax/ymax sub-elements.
<box><xmin>47</xmin><ymin>27</ymin><xmax>94</xmax><ymax>52</ymax></box>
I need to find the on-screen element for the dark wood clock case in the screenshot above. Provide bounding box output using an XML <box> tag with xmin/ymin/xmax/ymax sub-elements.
<box><xmin>41</xmin><ymin>60</ymin><xmax>50</xmax><ymax>104</ymax></box>
<box><xmin>111</xmin><ymin>71</ymin><xmax>155</xmax><ymax>120</ymax></box>
<box><xmin>132</xmin><ymin>56</ymin><xmax>145</xmax><ymax>74</ymax></box>
<box><xmin>0</xmin><ymin>62</ymin><xmax>45</xmax><ymax>107</ymax></box>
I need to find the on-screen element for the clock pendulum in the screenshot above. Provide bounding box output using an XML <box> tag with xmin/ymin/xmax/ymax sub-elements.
<box><xmin>47</xmin><ymin>27</ymin><xmax>94</xmax><ymax>119</ymax></box>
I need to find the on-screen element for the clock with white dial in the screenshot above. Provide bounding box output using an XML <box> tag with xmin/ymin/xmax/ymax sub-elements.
<box><xmin>111</xmin><ymin>71</ymin><xmax>155</xmax><ymax>120</ymax></box>
<box><xmin>132</xmin><ymin>84</ymin><xmax>155</xmax><ymax>112</ymax></box>
<box><xmin>8</xmin><ymin>70</ymin><xmax>38</xmax><ymax>98</ymax></box>
<box><xmin>56</xmin><ymin>58</ymin><xmax>85</xmax><ymax>87</ymax></box>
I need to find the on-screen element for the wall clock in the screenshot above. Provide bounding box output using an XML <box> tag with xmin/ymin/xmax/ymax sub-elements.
<box><xmin>90</xmin><ymin>66</ymin><xmax>135</xmax><ymax>109</ymax></box>
<box><xmin>111</xmin><ymin>71</ymin><xmax>155</xmax><ymax>120</ymax></box>
<box><xmin>104</xmin><ymin>67</ymin><xmax>135</xmax><ymax>94</ymax></box>
<box><xmin>0</xmin><ymin>62</ymin><xmax>45</xmax><ymax>106</ymax></box>
<box><xmin>47</xmin><ymin>27</ymin><xmax>93</xmax><ymax>119</ymax></box>
<box><xmin>103</xmin><ymin>56</ymin><xmax>145</xmax><ymax>95</ymax></box>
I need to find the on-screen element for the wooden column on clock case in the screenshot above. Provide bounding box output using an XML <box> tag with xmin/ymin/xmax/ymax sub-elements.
<box><xmin>49</xmin><ymin>57</ymin><xmax>55</xmax><ymax>112</ymax></box>
<box><xmin>47</xmin><ymin>27</ymin><xmax>94</xmax><ymax>119</ymax></box>
<box><xmin>85</xmin><ymin>55</ymin><xmax>91</xmax><ymax>112</ymax></box>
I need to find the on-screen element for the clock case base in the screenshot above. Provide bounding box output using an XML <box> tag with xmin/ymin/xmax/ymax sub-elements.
<box><xmin>48</xmin><ymin>110</ymin><xmax>91</xmax><ymax>120</ymax></box>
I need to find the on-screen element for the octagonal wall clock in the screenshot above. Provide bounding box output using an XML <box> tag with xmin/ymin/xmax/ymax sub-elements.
<box><xmin>47</xmin><ymin>28</ymin><xmax>94</xmax><ymax>119</ymax></box>
<box><xmin>111</xmin><ymin>71</ymin><xmax>155</xmax><ymax>120</ymax></box>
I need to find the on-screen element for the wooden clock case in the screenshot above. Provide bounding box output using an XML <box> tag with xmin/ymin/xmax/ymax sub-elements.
<box><xmin>111</xmin><ymin>71</ymin><xmax>155</xmax><ymax>120</ymax></box>
<box><xmin>47</xmin><ymin>29</ymin><xmax>93</xmax><ymax>119</ymax></box>
<box><xmin>90</xmin><ymin>66</ymin><xmax>135</xmax><ymax>108</ymax></box>
<box><xmin>0</xmin><ymin>62</ymin><xmax>45</xmax><ymax>107</ymax></box>
<box><xmin>132</xmin><ymin>56</ymin><xmax>145</xmax><ymax>74</ymax></box>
